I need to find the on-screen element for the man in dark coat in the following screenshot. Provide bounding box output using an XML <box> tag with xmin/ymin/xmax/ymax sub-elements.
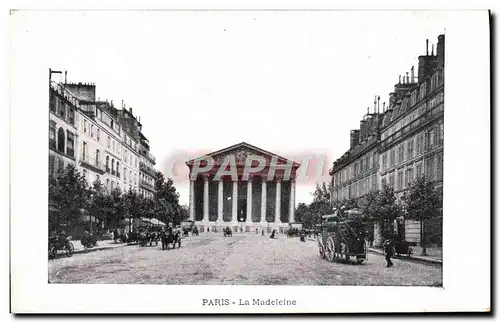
<box><xmin>384</xmin><ymin>238</ymin><xmax>395</xmax><ymax>267</ymax></box>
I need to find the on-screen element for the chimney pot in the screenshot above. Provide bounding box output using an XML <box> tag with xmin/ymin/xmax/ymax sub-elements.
<box><xmin>426</xmin><ymin>39</ymin><xmax>429</xmax><ymax>55</ymax></box>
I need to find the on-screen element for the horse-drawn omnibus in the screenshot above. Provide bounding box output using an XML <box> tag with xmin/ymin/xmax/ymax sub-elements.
<box><xmin>317</xmin><ymin>209</ymin><xmax>368</xmax><ymax>264</ymax></box>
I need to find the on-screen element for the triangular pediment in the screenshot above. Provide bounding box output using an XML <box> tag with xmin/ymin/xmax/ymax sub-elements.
<box><xmin>186</xmin><ymin>142</ymin><xmax>300</xmax><ymax>167</ymax></box>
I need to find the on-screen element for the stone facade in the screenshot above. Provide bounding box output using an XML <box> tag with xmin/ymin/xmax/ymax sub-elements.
<box><xmin>186</xmin><ymin>142</ymin><xmax>300</xmax><ymax>234</ymax></box>
<box><xmin>329</xmin><ymin>34</ymin><xmax>445</xmax><ymax>246</ymax></box>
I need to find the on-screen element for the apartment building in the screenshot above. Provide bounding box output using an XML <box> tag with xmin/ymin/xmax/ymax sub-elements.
<box><xmin>329</xmin><ymin>34</ymin><xmax>445</xmax><ymax>246</ymax></box>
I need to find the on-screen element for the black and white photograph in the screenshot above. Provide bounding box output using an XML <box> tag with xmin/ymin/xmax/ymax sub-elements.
<box><xmin>9</xmin><ymin>6</ymin><xmax>490</xmax><ymax>314</ymax></box>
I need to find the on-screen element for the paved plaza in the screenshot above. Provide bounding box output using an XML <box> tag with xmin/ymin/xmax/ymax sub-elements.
<box><xmin>48</xmin><ymin>234</ymin><xmax>442</xmax><ymax>286</ymax></box>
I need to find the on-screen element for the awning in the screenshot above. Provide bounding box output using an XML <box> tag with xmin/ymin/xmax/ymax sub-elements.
<box><xmin>140</xmin><ymin>218</ymin><xmax>166</xmax><ymax>226</ymax></box>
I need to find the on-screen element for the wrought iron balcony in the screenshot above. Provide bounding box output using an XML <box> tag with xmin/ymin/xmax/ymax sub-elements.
<box><xmin>139</xmin><ymin>179</ymin><xmax>155</xmax><ymax>191</ymax></box>
<box><xmin>80</xmin><ymin>154</ymin><xmax>106</xmax><ymax>174</ymax></box>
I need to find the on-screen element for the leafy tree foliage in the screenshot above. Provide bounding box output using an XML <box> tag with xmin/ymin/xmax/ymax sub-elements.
<box><xmin>313</xmin><ymin>182</ymin><xmax>331</xmax><ymax>203</ymax></box>
<box><xmin>402</xmin><ymin>176</ymin><xmax>443</xmax><ymax>255</ymax></box>
<box><xmin>49</xmin><ymin>165</ymin><xmax>91</xmax><ymax>231</ymax></box>
<box><xmin>154</xmin><ymin>171</ymin><xmax>183</xmax><ymax>225</ymax></box>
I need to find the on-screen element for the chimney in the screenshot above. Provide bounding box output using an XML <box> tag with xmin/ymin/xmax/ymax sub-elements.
<box><xmin>406</xmin><ymin>72</ymin><xmax>409</xmax><ymax>84</ymax></box>
<box><xmin>437</xmin><ymin>34</ymin><xmax>445</xmax><ymax>67</ymax></box>
<box><xmin>399</xmin><ymin>75</ymin><xmax>401</xmax><ymax>84</ymax></box>
<box><xmin>64</xmin><ymin>71</ymin><xmax>67</xmax><ymax>84</ymax></box>
<box><xmin>411</xmin><ymin>66</ymin><xmax>415</xmax><ymax>83</ymax></box>
<box><xmin>426</xmin><ymin>39</ymin><xmax>429</xmax><ymax>55</ymax></box>
<box><xmin>350</xmin><ymin>130</ymin><xmax>360</xmax><ymax>148</ymax></box>
<box><xmin>383</xmin><ymin>102</ymin><xmax>386</xmax><ymax>112</ymax></box>
<box><xmin>129</xmin><ymin>107</ymin><xmax>133</xmax><ymax>115</ymax></box>
<box><xmin>432</xmin><ymin>44</ymin><xmax>435</xmax><ymax>56</ymax></box>
<box><xmin>377</xmin><ymin>96</ymin><xmax>380</xmax><ymax>113</ymax></box>
<box><xmin>121</xmin><ymin>100</ymin><xmax>124</xmax><ymax>108</ymax></box>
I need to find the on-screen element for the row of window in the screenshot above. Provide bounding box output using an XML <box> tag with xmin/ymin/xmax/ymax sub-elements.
<box><xmin>381</xmin><ymin>123</ymin><xmax>443</xmax><ymax>171</ymax></box>
<box><xmin>50</xmin><ymin>95</ymin><xmax>76</xmax><ymax>126</ymax></box>
<box><xmin>381</xmin><ymin>152</ymin><xmax>443</xmax><ymax>191</ymax></box>
<box><xmin>49</xmin><ymin>122</ymin><xmax>76</xmax><ymax>158</ymax></box>
<box><xmin>334</xmin><ymin>152</ymin><xmax>379</xmax><ymax>186</ymax></box>
<box><xmin>334</xmin><ymin>152</ymin><xmax>443</xmax><ymax>201</ymax></box>
<box><xmin>382</xmin><ymin>73</ymin><xmax>444</xmax><ymax>141</ymax></box>
<box><xmin>49</xmin><ymin>155</ymin><xmax>69</xmax><ymax>175</ymax></box>
<box><xmin>139</xmin><ymin>189</ymin><xmax>154</xmax><ymax>199</ymax></box>
<box><xmin>140</xmin><ymin>173</ymin><xmax>154</xmax><ymax>186</ymax></box>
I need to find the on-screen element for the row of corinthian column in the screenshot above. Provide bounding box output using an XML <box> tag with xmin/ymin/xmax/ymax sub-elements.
<box><xmin>188</xmin><ymin>177</ymin><xmax>296</xmax><ymax>225</ymax></box>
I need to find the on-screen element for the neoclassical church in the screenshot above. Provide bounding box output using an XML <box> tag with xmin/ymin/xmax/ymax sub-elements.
<box><xmin>185</xmin><ymin>142</ymin><xmax>300</xmax><ymax>233</ymax></box>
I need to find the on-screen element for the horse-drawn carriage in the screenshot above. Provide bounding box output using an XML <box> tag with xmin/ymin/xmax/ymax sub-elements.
<box><xmin>48</xmin><ymin>234</ymin><xmax>74</xmax><ymax>259</ymax></box>
<box><xmin>223</xmin><ymin>227</ymin><xmax>232</xmax><ymax>237</ymax></box>
<box><xmin>161</xmin><ymin>229</ymin><xmax>182</xmax><ymax>250</ymax></box>
<box><xmin>138</xmin><ymin>231</ymin><xmax>160</xmax><ymax>247</ymax></box>
<box><xmin>317</xmin><ymin>210</ymin><xmax>367</xmax><ymax>264</ymax></box>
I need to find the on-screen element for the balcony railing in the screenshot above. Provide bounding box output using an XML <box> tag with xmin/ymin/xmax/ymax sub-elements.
<box><xmin>139</xmin><ymin>179</ymin><xmax>154</xmax><ymax>190</ymax></box>
<box><xmin>139</xmin><ymin>162</ymin><xmax>157</xmax><ymax>177</ymax></box>
<box><xmin>80</xmin><ymin>154</ymin><xmax>106</xmax><ymax>174</ymax></box>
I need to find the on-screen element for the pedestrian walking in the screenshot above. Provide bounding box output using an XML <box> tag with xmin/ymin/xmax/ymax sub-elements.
<box><xmin>384</xmin><ymin>238</ymin><xmax>395</xmax><ymax>268</ymax></box>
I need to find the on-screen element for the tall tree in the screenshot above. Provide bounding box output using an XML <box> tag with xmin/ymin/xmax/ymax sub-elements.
<box><xmin>154</xmin><ymin>171</ymin><xmax>182</xmax><ymax>225</ymax></box>
<box><xmin>294</xmin><ymin>203</ymin><xmax>309</xmax><ymax>224</ymax></box>
<box><xmin>374</xmin><ymin>183</ymin><xmax>401</xmax><ymax>240</ymax></box>
<box><xmin>109</xmin><ymin>187</ymin><xmax>124</xmax><ymax>228</ymax></box>
<box><xmin>312</xmin><ymin>182</ymin><xmax>331</xmax><ymax>203</ymax></box>
<box><xmin>88</xmin><ymin>179</ymin><xmax>109</xmax><ymax>230</ymax></box>
<box><xmin>123</xmin><ymin>188</ymin><xmax>139</xmax><ymax>231</ymax></box>
<box><xmin>402</xmin><ymin>177</ymin><xmax>443</xmax><ymax>255</ymax></box>
<box><xmin>49</xmin><ymin>165</ymin><xmax>91</xmax><ymax>232</ymax></box>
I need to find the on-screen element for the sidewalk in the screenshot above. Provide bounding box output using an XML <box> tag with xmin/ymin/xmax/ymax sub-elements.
<box><xmin>71</xmin><ymin>239</ymin><xmax>127</xmax><ymax>254</ymax></box>
<box><xmin>368</xmin><ymin>246</ymin><xmax>442</xmax><ymax>265</ymax></box>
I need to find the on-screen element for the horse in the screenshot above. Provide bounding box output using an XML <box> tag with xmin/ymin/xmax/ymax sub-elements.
<box><xmin>223</xmin><ymin>227</ymin><xmax>232</xmax><ymax>237</ymax></box>
<box><xmin>149</xmin><ymin>232</ymin><xmax>160</xmax><ymax>247</ymax></box>
<box><xmin>138</xmin><ymin>232</ymin><xmax>150</xmax><ymax>247</ymax></box>
<box><xmin>161</xmin><ymin>230</ymin><xmax>182</xmax><ymax>250</ymax></box>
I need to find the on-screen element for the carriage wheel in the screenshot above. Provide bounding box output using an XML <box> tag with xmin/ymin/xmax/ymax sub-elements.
<box><xmin>326</xmin><ymin>237</ymin><xmax>336</xmax><ymax>262</ymax></box>
<box><xmin>49</xmin><ymin>246</ymin><xmax>57</xmax><ymax>259</ymax></box>
<box><xmin>356</xmin><ymin>257</ymin><xmax>364</xmax><ymax>264</ymax></box>
<box><xmin>318</xmin><ymin>243</ymin><xmax>326</xmax><ymax>259</ymax></box>
<box><xmin>66</xmin><ymin>242</ymin><xmax>74</xmax><ymax>257</ymax></box>
<box><xmin>408</xmin><ymin>247</ymin><xmax>413</xmax><ymax>258</ymax></box>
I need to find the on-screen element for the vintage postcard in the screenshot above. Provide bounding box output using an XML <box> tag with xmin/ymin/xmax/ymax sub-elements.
<box><xmin>9</xmin><ymin>7</ymin><xmax>491</xmax><ymax>314</ymax></box>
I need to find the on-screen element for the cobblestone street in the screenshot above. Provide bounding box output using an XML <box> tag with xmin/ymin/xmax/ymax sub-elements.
<box><xmin>48</xmin><ymin>234</ymin><xmax>442</xmax><ymax>286</ymax></box>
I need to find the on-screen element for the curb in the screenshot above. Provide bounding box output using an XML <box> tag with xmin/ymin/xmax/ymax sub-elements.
<box><xmin>368</xmin><ymin>248</ymin><xmax>442</xmax><ymax>265</ymax></box>
<box><xmin>73</xmin><ymin>244</ymin><xmax>127</xmax><ymax>255</ymax></box>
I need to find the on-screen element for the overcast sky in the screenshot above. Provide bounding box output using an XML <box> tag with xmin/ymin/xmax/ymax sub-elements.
<box><xmin>13</xmin><ymin>10</ymin><xmax>447</xmax><ymax>205</ymax></box>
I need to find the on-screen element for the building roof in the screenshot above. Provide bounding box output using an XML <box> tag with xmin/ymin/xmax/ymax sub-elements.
<box><xmin>185</xmin><ymin>142</ymin><xmax>300</xmax><ymax>168</ymax></box>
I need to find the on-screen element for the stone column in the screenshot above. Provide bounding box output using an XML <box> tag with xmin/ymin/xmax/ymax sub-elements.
<box><xmin>189</xmin><ymin>179</ymin><xmax>195</xmax><ymax>221</ymax></box>
<box><xmin>217</xmin><ymin>179</ymin><xmax>223</xmax><ymax>223</ymax></box>
<box><xmin>203</xmin><ymin>176</ymin><xmax>209</xmax><ymax>223</ymax></box>
<box><xmin>260</xmin><ymin>179</ymin><xmax>267</xmax><ymax>224</ymax></box>
<box><xmin>289</xmin><ymin>179</ymin><xmax>295</xmax><ymax>223</ymax></box>
<box><xmin>275</xmin><ymin>179</ymin><xmax>282</xmax><ymax>224</ymax></box>
<box><xmin>231</xmin><ymin>180</ymin><xmax>238</xmax><ymax>224</ymax></box>
<box><xmin>246</xmin><ymin>178</ymin><xmax>253</xmax><ymax>224</ymax></box>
